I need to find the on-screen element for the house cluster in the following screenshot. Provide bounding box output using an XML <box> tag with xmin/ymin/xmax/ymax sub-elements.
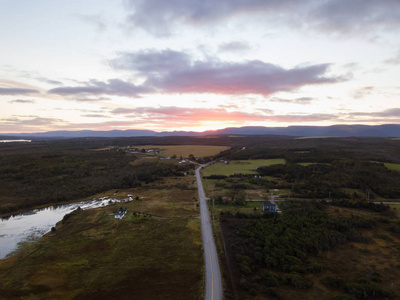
<box><xmin>127</xmin><ymin>147</ymin><xmax>138</xmax><ymax>154</ymax></box>
<box><xmin>143</xmin><ymin>148</ymin><xmax>161</xmax><ymax>154</ymax></box>
<box><xmin>121</xmin><ymin>146</ymin><xmax>163</xmax><ymax>154</ymax></box>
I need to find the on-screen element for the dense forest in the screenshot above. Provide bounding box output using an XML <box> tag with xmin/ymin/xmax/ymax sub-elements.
<box><xmin>257</xmin><ymin>161</ymin><xmax>400</xmax><ymax>199</ymax></box>
<box><xmin>220</xmin><ymin>201</ymin><xmax>399</xmax><ymax>299</ymax></box>
<box><xmin>223</xmin><ymin>137</ymin><xmax>400</xmax><ymax>164</ymax></box>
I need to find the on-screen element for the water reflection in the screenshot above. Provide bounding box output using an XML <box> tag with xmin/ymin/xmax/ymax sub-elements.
<box><xmin>0</xmin><ymin>196</ymin><xmax>132</xmax><ymax>259</ymax></box>
<box><xmin>0</xmin><ymin>140</ymin><xmax>32</xmax><ymax>143</ymax></box>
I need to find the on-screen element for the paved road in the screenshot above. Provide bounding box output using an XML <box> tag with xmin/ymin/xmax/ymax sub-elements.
<box><xmin>196</xmin><ymin>165</ymin><xmax>223</xmax><ymax>300</ymax></box>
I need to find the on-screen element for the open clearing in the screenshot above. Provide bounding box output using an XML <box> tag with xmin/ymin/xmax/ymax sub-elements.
<box><xmin>384</xmin><ymin>162</ymin><xmax>400</xmax><ymax>171</ymax></box>
<box><xmin>202</xmin><ymin>159</ymin><xmax>285</xmax><ymax>176</ymax></box>
<box><xmin>136</xmin><ymin>145</ymin><xmax>229</xmax><ymax>158</ymax></box>
<box><xmin>0</xmin><ymin>177</ymin><xmax>203</xmax><ymax>299</ymax></box>
<box><xmin>370</xmin><ymin>161</ymin><xmax>400</xmax><ymax>171</ymax></box>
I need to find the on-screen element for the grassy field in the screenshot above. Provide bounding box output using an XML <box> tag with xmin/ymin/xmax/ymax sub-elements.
<box><xmin>202</xmin><ymin>159</ymin><xmax>285</xmax><ymax>176</ymax></box>
<box><xmin>135</xmin><ymin>145</ymin><xmax>229</xmax><ymax>158</ymax></box>
<box><xmin>370</xmin><ymin>161</ymin><xmax>400</xmax><ymax>172</ymax></box>
<box><xmin>0</xmin><ymin>177</ymin><xmax>204</xmax><ymax>299</ymax></box>
<box><xmin>384</xmin><ymin>162</ymin><xmax>400</xmax><ymax>171</ymax></box>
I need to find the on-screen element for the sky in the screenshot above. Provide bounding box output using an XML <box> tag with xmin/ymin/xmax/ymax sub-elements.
<box><xmin>1</xmin><ymin>0</ymin><xmax>400</xmax><ymax>133</ymax></box>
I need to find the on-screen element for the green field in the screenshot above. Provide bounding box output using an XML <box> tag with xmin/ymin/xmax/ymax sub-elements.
<box><xmin>384</xmin><ymin>162</ymin><xmax>400</xmax><ymax>171</ymax></box>
<box><xmin>202</xmin><ymin>159</ymin><xmax>285</xmax><ymax>176</ymax></box>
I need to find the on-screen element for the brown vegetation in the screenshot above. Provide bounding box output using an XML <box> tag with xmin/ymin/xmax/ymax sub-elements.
<box><xmin>0</xmin><ymin>177</ymin><xmax>204</xmax><ymax>299</ymax></box>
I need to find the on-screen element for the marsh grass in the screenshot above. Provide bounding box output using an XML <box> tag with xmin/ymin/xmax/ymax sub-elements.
<box><xmin>0</xmin><ymin>177</ymin><xmax>204</xmax><ymax>299</ymax></box>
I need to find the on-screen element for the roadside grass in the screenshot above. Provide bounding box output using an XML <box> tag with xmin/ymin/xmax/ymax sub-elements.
<box><xmin>210</xmin><ymin>201</ymin><xmax>266</xmax><ymax>217</ymax></box>
<box><xmin>201</xmin><ymin>176</ymin><xmax>280</xmax><ymax>201</ymax></box>
<box><xmin>0</xmin><ymin>177</ymin><xmax>204</xmax><ymax>300</ymax></box>
<box><xmin>202</xmin><ymin>159</ymin><xmax>285</xmax><ymax>176</ymax></box>
<box><xmin>134</xmin><ymin>145</ymin><xmax>229</xmax><ymax>158</ymax></box>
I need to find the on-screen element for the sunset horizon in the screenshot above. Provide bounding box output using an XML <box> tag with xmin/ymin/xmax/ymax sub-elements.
<box><xmin>1</xmin><ymin>1</ymin><xmax>399</xmax><ymax>134</ymax></box>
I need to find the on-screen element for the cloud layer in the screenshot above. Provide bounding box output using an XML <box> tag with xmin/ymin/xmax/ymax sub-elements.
<box><xmin>124</xmin><ymin>0</ymin><xmax>400</xmax><ymax>36</ymax></box>
<box><xmin>111</xmin><ymin>49</ymin><xmax>342</xmax><ymax>96</ymax></box>
<box><xmin>47</xmin><ymin>50</ymin><xmax>343</xmax><ymax>98</ymax></box>
<box><xmin>48</xmin><ymin>79</ymin><xmax>150</xmax><ymax>98</ymax></box>
<box><xmin>0</xmin><ymin>88</ymin><xmax>39</xmax><ymax>95</ymax></box>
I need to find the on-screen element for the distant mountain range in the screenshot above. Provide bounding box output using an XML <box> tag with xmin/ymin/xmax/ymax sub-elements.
<box><xmin>2</xmin><ymin>124</ymin><xmax>400</xmax><ymax>139</ymax></box>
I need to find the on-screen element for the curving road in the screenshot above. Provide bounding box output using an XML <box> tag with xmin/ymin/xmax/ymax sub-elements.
<box><xmin>196</xmin><ymin>165</ymin><xmax>223</xmax><ymax>300</ymax></box>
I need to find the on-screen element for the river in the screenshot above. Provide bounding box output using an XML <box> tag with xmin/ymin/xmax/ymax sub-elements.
<box><xmin>0</xmin><ymin>196</ymin><xmax>133</xmax><ymax>259</ymax></box>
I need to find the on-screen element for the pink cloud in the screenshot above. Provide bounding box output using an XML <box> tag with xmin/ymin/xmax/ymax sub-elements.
<box><xmin>110</xmin><ymin>49</ymin><xmax>344</xmax><ymax>96</ymax></box>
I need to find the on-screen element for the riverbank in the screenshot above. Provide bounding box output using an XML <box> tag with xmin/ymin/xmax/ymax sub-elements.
<box><xmin>0</xmin><ymin>189</ymin><xmax>130</xmax><ymax>219</ymax></box>
<box><xmin>0</xmin><ymin>177</ymin><xmax>204</xmax><ymax>299</ymax></box>
<box><xmin>0</xmin><ymin>194</ymin><xmax>136</xmax><ymax>259</ymax></box>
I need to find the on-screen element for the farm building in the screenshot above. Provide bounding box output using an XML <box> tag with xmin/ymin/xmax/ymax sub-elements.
<box><xmin>263</xmin><ymin>203</ymin><xmax>277</xmax><ymax>212</ymax></box>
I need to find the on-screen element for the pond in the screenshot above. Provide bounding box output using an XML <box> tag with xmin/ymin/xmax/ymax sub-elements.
<box><xmin>0</xmin><ymin>196</ymin><xmax>133</xmax><ymax>259</ymax></box>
